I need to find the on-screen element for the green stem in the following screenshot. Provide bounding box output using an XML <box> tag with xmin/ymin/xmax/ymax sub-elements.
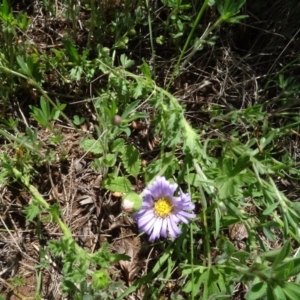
<box><xmin>146</xmin><ymin>0</ymin><xmax>156</xmax><ymax>77</ymax></box>
<box><xmin>87</xmin><ymin>0</ymin><xmax>95</xmax><ymax>50</ymax></box>
<box><xmin>193</xmin><ymin>159</ymin><xmax>212</xmax><ymax>267</ymax></box>
<box><xmin>181</xmin><ymin>16</ymin><xmax>223</xmax><ymax>68</ymax></box>
<box><xmin>11</xmin><ymin>167</ymin><xmax>86</xmax><ymax>253</ymax></box>
<box><xmin>166</xmin><ymin>0</ymin><xmax>211</xmax><ymax>90</ymax></box>
<box><xmin>0</xmin><ymin>128</ymin><xmax>43</xmax><ymax>156</ymax></box>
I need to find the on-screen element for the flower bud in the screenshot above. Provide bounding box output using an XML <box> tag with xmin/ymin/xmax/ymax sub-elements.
<box><xmin>92</xmin><ymin>270</ymin><xmax>109</xmax><ymax>290</ymax></box>
<box><xmin>121</xmin><ymin>192</ymin><xmax>142</xmax><ymax>214</ymax></box>
<box><xmin>113</xmin><ymin>115</ymin><xmax>122</xmax><ymax>125</ymax></box>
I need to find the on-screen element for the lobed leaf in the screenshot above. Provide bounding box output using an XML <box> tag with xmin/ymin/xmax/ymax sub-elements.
<box><xmin>80</xmin><ymin>139</ymin><xmax>104</xmax><ymax>154</ymax></box>
<box><xmin>23</xmin><ymin>199</ymin><xmax>41</xmax><ymax>221</ymax></box>
<box><xmin>102</xmin><ymin>176</ymin><xmax>132</xmax><ymax>193</ymax></box>
<box><xmin>121</xmin><ymin>145</ymin><xmax>141</xmax><ymax>177</ymax></box>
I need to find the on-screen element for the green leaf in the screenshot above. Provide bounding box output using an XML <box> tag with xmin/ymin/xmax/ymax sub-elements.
<box><xmin>125</xmin><ymin>112</ymin><xmax>148</xmax><ymax>123</ymax></box>
<box><xmin>183</xmin><ymin>267</ymin><xmax>207</xmax><ymax>293</ymax></box>
<box><xmin>284</xmin><ymin>258</ymin><xmax>300</xmax><ymax>277</ymax></box>
<box><xmin>284</xmin><ymin>211</ymin><xmax>299</xmax><ymax>239</ymax></box>
<box><xmin>63</xmin><ymin>39</ymin><xmax>80</xmax><ymax>63</ymax></box>
<box><xmin>262</xmin><ymin>226</ymin><xmax>277</xmax><ymax>243</ymax></box>
<box><xmin>260</xmin><ymin>249</ymin><xmax>281</xmax><ymax>261</ymax></box>
<box><xmin>227</xmin><ymin>14</ymin><xmax>248</xmax><ymax>23</ymax></box>
<box><xmin>144</xmin><ymin>152</ymin><xmax>179</xmax><ymax>182</ymax></box>
<box><xmin>140</xmin><ymin>59</ymin><xmax>152</xmax><ymax>82</ymax></box>
<box><xmin>133</xmin><ymin>81</ymin><xmax>143</xmax><ymax>99</ymax></box>
<box><xmin>80</xmin><ymin>139</ymin><xmax>104</xmax><ymax>154</ymax></box>
<box><xmin>273</xmin><ymin>285</ymin><xmax>287</xmax><ymax>300</ymax></box>
<box><xmin>266</xmin><ymin>284</ymin><xmax>274</xmax><ymax>299</ymax></box>
<box><xmin>0</xmin><ymin>168</ymin><xmax>9</xmax><ymax>185</ymax></box>
<box><xmin>259</xmin><ymin>130</ymin><xmax>278</xmax><ymax>150</ymax></box>
<box><xmin>16</xmin><ymin>55</ymin><xmax>31</xmax><ymax>75</ymax></box>
<box><xmin>120</xmin><ymin>53</ymin><xmax>135</xmax><ymax>69</ymax></box>
<box><xmin>111</xmin><ymin>138</ymin><xmax>125</xmax><ymax>152</ymax></box>
<box><xmin>109</xmin><ymin>253</ymin><xmax>130</xmax><ymax>263</ymax></box>
<box><xmin>26</xmin><ymin>56</ymin><xmax>34</xmax><ymax>76</ymax></box>
<box><xmin>29</xmin><ymin>105</ymin><xmax>48</xmax><ymax>127</ymax></box>
<box><xmin>245</xmin><ymin>281</ymin><xmax>267</xmax><ymax>300</ymax></box>
<box><xmin>231</xmin><ymin>155</ymin><xmax>251</xmax><ymax>176</ymax></box>
<box><xmin>216</xmin><ymin>0</ymin><xmax>247</xmax><ymax>22</ymax></box>
<box><xmin>262</xmin><ymin>202</ymin><xmax>279</xmax><ymax>215</ymax></box>
<box><xmin>121</xmin><ymin>100</ymin><xmax>141</xmax><ymax>119</ymax></box>
<box><xmin>183</xmin><ymin>122</ymin><xmax>203</xmax><ymax>156</ymax></box>
<box><xmin>0</xmin><ymin>0</ymin><xmax>10</xmax><ymax>17</ymax></box>
<box><xmin>222</xmin><ymin>158</ymin><xmax>233</xmax><ymax>175</ymax></box>
<box><xmin>40</xmin><ymin>97</ymin><xmax>50</xmax><ymax>119</ymax></box>
<box><xmin>51</xmin><ymin>109</ymin><xmax>60</xmax><ymax>120</ymax></box>
<box><xmin>121</xmin><ymin>145</ymin><xmax>141</xmax><ymax>177</ymax></box>
<box><xmin>46</xmin><ymin>203</ymin><xmax>61</xmax><ymax>220</ymax></box>
<box><xmin>274</xmin><ymin>260</ymin><xmax>294</xmax><ymax>280</ymax></box>
<box><xmin>70</xmin><ymin>66</ymin><xmax>83</xmax><ymax>81</ymax></box>
<box><xmin>156</xmin><ymin>35</ymin><xmax>166</xmax><ymax>45</ymax></box>
<box><xmin>73</xmin><ymin>115</ymin><xmax>85</xmax><ymax>125</ymax></box>
<box><xmin>102</xmin><ymin>153</ymin><xmax>116</xmax><ymax>167</ymax></box>
<box><xmin>92</xmin><ymin>270</ymin><xmax>109</xmax><ymax>290</ymax></box>
<box><xmin>205</xmin><ymin>267</ymin><xmax>225</xmax><ymax>296</ymax></box>
<box><xmin>89</xmin><ymin>243</ymin><xmax>111</xmax><ymax>267</ymax></box>
<box><xmin>102</xmin><ymin>176</ymin><xmax>132</xmax><ymax>193</ymax></box>
<box><xmin>114</xmin><ymin>35</ymin><xmax>129</xmax><ymax>49</ymax></box>
<box><xmin>120</xmin><ymin>126</ymin><xmax>131</xmax><ymax>136</ymax></box>
<box><xmin>184</xmin><ymin>173</ymin><xmax>201</xmax><ymax>187</ymax></box>
<box><xmin>215</xmin><ymin>176</ymin><xmax>237</xmax><ymax>199</ymax></box>
<box><xmin>239</xmin><ymin>172</ymin><xmax>257</xmax><ymax>184</ymax></box>
<box><xmin>23</xmin><ymin>200</ymin><xmax>41</xmax><ymax>221</ymax></box>
<box><xmin>282</xmin><ymin>283</ymin><xmax>300</xmax><ymax>299</ymax></box>
<box><xmin>273</xmin><ymin>241</ymin><xmax>291</xmax><ymax>268</ymax></box>
<box><xmin>283</xmin><ymin>282</ymin><xmax>300</xmax><ymax>295</ymax></box>
<box><xmin>292</xmin><ymin>202</ymin><xmax>300</xmax><ymax>214</ymax></box>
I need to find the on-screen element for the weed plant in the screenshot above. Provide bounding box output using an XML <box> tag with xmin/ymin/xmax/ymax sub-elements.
<box><xmin>1</xmin><ymin>0</ymin><xmax>300</xmax><ymax>299</ymax></box>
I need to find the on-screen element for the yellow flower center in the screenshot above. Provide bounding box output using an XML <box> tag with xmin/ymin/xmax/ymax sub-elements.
<box><xmin>154</xmin><ymin>197</ymin><xmax>173</xmax><ymax>218</ymax></box>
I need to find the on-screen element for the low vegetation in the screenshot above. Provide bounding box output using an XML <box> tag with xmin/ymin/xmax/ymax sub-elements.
<box><xmin>0</xmin><ymin>0</ymin><xmax>300</xmax><ymax>299</ymax></box>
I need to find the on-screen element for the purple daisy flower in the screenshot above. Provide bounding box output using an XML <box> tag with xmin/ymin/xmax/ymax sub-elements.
<box><xmin>133</xmin><ymin>176</ymin><xmax>196</xmax><ymax>241</ymax></box>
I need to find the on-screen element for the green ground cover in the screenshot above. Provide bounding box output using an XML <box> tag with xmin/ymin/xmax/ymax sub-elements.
<box><xmin>0</xmin><ymin>0</ymin><xmax>300</xmax><ymax>299</ymax></box>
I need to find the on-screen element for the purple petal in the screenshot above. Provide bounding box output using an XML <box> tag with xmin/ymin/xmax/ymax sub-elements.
<box><xmin>142</xmin><ymin>193</ymin><xmax>154</xmax><ymax>205</ymax></box>
<box><xmin>169</xmin><ymin>213</ymin><xmax>180</xmax><ymax>225</ymax></box>
<box><xmin>160</xmin><ymin>219</ymin><xmax>168</xmax><ymax>238</ymax></box>
<box><xmin>139</xmin><ymin>216</ymin><xmax>156</xmax><ymax>234</ymax></box>
<box><xmin>173</xmin><ymin>193</ymin><xmax>195</xmax><ymax>210</ymax></box>
<box><xmin>141</xmin><ymin>200</ymin><xmax>154</xmax><ymax>209</ymax></box>
<box><xmin>149</xmin><ymin>218</ymin><xmax>163</xmax><ymax>241</ymax></box>
<box><xmin>133</xmin><ymin>206</ymin><xmax>152</xmax><ymax>219</ymax></box>
<box><xmin>175</xmin><ymin>211</ymin><xmax>196</xmax><ymax>224</ymax></box>
<box><xmin>137</xmin><ymin>211</ymin><xmax>155</xmax><ymax>227</ymax></box>
<box><xmin>147</xmin><ymin>176</ymin><xmax>178</xmax><ymax>199</ymax></box>
<box><xmin>167</xmin><ymin>216</ymin><xmax>182</xmax><ymax>238</ymax></box>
